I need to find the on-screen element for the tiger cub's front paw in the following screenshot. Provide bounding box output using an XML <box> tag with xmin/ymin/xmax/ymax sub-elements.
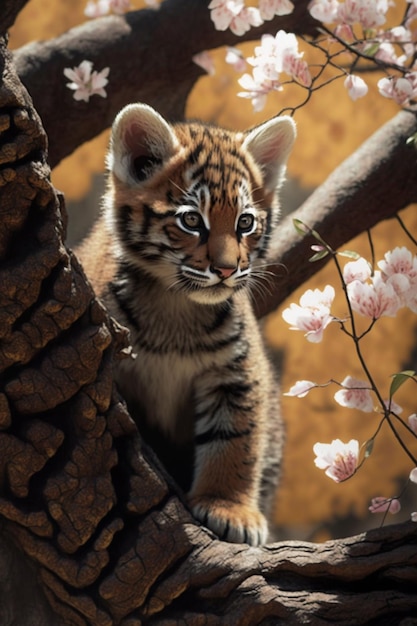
<box><xmin>189</xmin><ymin>496</ymin><xmax>268</xmax><ymax>546</ymax></box>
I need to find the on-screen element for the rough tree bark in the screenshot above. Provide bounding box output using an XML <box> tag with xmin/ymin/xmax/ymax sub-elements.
<box><xmin>1</xmin><ymin>3</ymin><xmax>417</xmax><ymax>625</ymax></box>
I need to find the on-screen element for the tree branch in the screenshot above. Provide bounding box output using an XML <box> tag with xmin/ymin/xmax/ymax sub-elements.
<box><xmin>12</xmin><ymin>0</ymin><xmax>317</xmax><ymax>168</ymax></box>
<box><xmin>1</xmin><ymin>0</ymin><xmax>30</xmax><ymax>35</ymax></box>
<box><xmin>255</xmin><ymin>107</ymin><xmax>417</xmax><ymax>317</ymax></box>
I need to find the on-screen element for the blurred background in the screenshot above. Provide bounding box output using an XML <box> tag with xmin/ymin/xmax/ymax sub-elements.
<box><xmin>9</xmin><ymin>0</ymin><xmax>417</xmax><ymax>541</ymax></box>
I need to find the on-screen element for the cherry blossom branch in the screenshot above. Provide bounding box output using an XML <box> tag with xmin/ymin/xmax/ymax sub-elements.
<box><xmin>225</xmin><ymin>2</ymin><xmax>417</xmax><ymax>114</ymax></box>
<box><xmin>332</xmin><ymin>247</ymin><xmax>417</xmax><ymax>467</ymax></box>
<box><xmin>387</xmin><ymin>412</ymin><xmax>417</xmax><ymax>465</ymax></box>
<box><xmin>282</xmin><ymin>219</ymin><xmax>417</xmax><ymax>511</ymax></box>
<box><xmin>318</xmin><ymin>24</ymin><xmax>411</xmax><ymax>75</ymax></box>
<box><xmin>397</xmin><ymin>213</ymin><xmax>417</xmax><ymax>246</ymax></box>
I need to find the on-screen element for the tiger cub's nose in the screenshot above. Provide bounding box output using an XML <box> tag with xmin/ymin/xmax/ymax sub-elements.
<box><xmin>211</xmin><ymin>265</ymin><xmax>237</xmax><ymax>279</ymax></box>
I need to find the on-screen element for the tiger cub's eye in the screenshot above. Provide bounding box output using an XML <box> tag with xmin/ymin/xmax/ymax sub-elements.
<box><xmin>180</xmin><ymin>211</ymin><xmax>204</xmax><ymax>231</ymax></box>
<box><xmin>237</xmin><ymin>213</ymin><xmax>255</xmax><ymax>233</ymax></box>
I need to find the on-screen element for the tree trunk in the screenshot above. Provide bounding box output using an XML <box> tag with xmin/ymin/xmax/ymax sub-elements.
<box><xmin>1</xmin><ymin>8</ymin><xmax>417</xmax><ymax>626</ymax></box>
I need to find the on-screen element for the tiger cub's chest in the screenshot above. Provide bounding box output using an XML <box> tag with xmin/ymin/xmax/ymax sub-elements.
<box><xmin>116</xmin><ymin>349</ymin><xmax>201</xmax><ymax>443</ymax></box>
<box><xmin>111</xmin><ymin>293</ymin><xmax>246</xmax><ymax>444</ymax></box>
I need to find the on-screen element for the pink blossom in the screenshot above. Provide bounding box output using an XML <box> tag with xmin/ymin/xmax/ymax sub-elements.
<box><xmin>377</xmin><ymin>27</ymin><xmax>413</xmax><ymax>64</ymax></box>
<box><xmin>378</xmin><ymin>246</ymin><xmax>417</xmax><ymax>284</ymax></box>
<box><xmin>378</xmin><ymin>246</ymin><xmax>417</xmax><ymax>310</ymax></box>
<box><xmin>308</xmin><ymin>0</ymin><xmax>390</xmax><ymax>28</ymax></box>
<box><xmin>275</xmin><ymin>30</ymin><xmax>312</xmax><ymax>86</ymax></box>
<box><xmin>412</xmin><ymin>512</ymin><xmax>417</xmax><ymax>522</ymax></box>
<box><xmin>410</xmin><ymin>467</ymin><xmax>417</xmax><ymax>483</ymax></box>
<box><xmin>334</xmin><ymin>23</ymin><xmax>354</xmax><ymax>40</ymax></box>
<box><xmin>308</xmin><ymin>0</ymin><xmax>339</xmax><ymax>23</ymax></box>
<box><xmin>344</xmin><ymin>74</ymin><xmax>368</xmax><ymax>100</ymax></box>
<box><xmin>238</xmin><ymin>30</ymin><xmax>311</xmax><ymax>109</ymax></box>
<box><xmin>84</xmin><ymin>0</ymin><xmax>130</xmax><ymax>16</ymax></box>
<box><xmin>334</xmin><ymin>376</ymin><xmax>374</xmax><ymax>412</ymax></box>
<box><xmin>85</xmin><ymin>0</ymin><xmax>110</xmax><ymax>17</ymax></box>
<box><xmin>209</xmin><ymin>0</ymin><xmax>244</xmax><ymax>30</ymax></box>
<box><xmin>343</xmin><ymin>257</ymin><xmax>372</xmax><ymax>284</ymax></box>
<box><xmin>406</xmin><ymin>0</ymin><xmax>417</xmax><ymax>28</ymax></box>
<box><xmin>282</xmin><ymin>285</ymin><xmax>335</xmax><ymax>343</ymax></box>
<box><xmin>208</xmin><ymin>0</ymin><xmax>262</xmax><ymax>35</ymax></box>
<box><xmin>225</xmin><ymin>47</ymin><xmax>247</xmax><ymax>72</ymax></box>
<box><xmin>347</xmin><ymin>271</ymin><xmax>402</xmax><ymax>319</ymax></box>
<box><xmin>300</xmin><ymin>284</ymin><xmax>335</xmax><ymax>309</ymax></box>
<box><xmin>192</xmin><ymin>51</ymin><xmax>216</xmax><ymax>75</ymax></box>
<box><xmin>285</xmin><ymin>52</ymin><xmax>312</xmax><ymax>87</ymax></box>
<box><xmin>369</xmin><ymin>497</ymin><xmax>401</xmax><ymax>514</ymax></box>
<box><xmin>247</xmin><ymin>34</ymin><xmax>281</xmax><ymax>81</ymax></box>
<box><xmin>313</xmin><ymin>438</ymin><xmax>359</xmax><ymax>482</ymax></box>
<box><xmin>284</xmin><ymin>380</ymin><xmax>317</xmax><ymax>397</ymax></box>
<box><xmin>405</xmin><ymin>4</ymin><xmax>417</xmax><ymax>28</ymax></box>
<box><xmin>405</xmin><ymin>283</ymin><xmax>417</xmax><ymax>314</ymax></box>
<box><xmin>373</xmin><ymin>42</ymin><xmax>406</xmax><ymax>67</ymax></box>
<box><xmin>337</xmin><ymin>0</ymin><xmax>390</xmax><ymax>29</ymax></box>
<box><xmin>378</xmin><ymin>74</ymin><xmax>417</xmax><ymax>105</ymax></box>
<box><xmin>383</xmin><ymin>398</ymin><xmax>403</xmax><ymax>415</ymax></box>
<box><xmin>64</xmin><ymin>61</ymin><xmax>109</xmax><ymax>102</ymax></box>
<box><xmin>108</xmin><ymin>0</ymin><xmax>131</xmax><ymax>13</ymax></box>
<box><xmin>408</xmin><ymin>413</ymin><xmax>417</xmax><ymax>434</ymax></box>
<box><xmin>259</xmin><ymin>0</ymin><xmax>294</xmax><ymax>20</ymax></box>
<box><xmin>230</xmin><ymin>6</ymin><xmax>263</xmax><ymax>35</ymax></box>
<box><xmin>238</xmin><ymin>71</ymin><xmax>273</xmax><ymax>112</ymax></box>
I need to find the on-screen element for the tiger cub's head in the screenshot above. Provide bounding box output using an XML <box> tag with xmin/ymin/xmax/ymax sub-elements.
<box><xmin>105</xmin><ymin>103</ymin><xmax>296</xmax><ymax>305</ymax></box>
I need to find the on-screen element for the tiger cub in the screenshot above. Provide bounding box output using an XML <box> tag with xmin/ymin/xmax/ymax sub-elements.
<box><xmin>77</xmin><ymin>103</ymin><xmax>296</xmax><ymax>546</ymax></box>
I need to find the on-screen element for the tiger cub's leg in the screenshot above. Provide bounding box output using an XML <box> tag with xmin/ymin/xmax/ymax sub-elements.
<box><xmin>189</xmin><ymin>364</ymin><xmax>274</xmax><ymax>546</ymax></box>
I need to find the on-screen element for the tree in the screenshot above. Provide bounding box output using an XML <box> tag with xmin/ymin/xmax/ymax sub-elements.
<box><xmin>1</xmin><ymin>1</ymin><xmax>417</xmax><ymax>624</ymax></box>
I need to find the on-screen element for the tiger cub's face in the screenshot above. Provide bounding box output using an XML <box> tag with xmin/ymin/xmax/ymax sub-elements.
<box><xmin>106</xmin><ymin>104</ymin><xmax>296</xmax><ymax>305</ymax></box>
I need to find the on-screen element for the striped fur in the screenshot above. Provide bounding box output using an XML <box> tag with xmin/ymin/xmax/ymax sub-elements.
<box><xmin>77</xmin><ymin>104</ymin><xmax>296</xmax><ymax>545</ymax></box>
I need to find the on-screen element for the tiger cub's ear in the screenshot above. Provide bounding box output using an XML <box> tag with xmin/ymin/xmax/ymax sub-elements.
<box><xmin>242</xmin><ymin>116</ymin><xmax>296</xmax><ymax>194</ymax></box>
<box><xmin>108</xmin><ymin>103</ymin><xmax>179</xmax><ymax>186</ymax></box>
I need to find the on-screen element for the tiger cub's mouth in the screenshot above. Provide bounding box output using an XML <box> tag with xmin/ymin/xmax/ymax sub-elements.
<box><xmin>179</xmin><ymin>265</ymin><xmax>249</xmax><ymax>304</ymax></box>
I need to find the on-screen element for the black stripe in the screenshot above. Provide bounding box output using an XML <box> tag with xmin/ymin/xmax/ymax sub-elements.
<box><xmin>116</xmin><ymin>205</ymin><xmax>133</xmax><ymax>239</ymax></box>
<box><xmin>196</xmin><ymin>329</ymin><xmax>243</xmax><ymax>353</ymax></box>
<box><xmin>125</xmin><ymin>239</ymin><xmax>171</xmax><ymax>259</ymax></box>
<box><xmin>189</xmin><ymin>164</ymin><xmax>205</xmax><ymax>181</ymax></box>
<box><xmin>230</xmin><ymin>347</ymin><xmax>249</xmax><ymax>367</ymax></box>
<box><xmin>130</xmin><ymin>329</ymin><xmax>244</xmax><ymax>356</ymax></box>
<box><xmin>140</xmin><ymin>204</ymin><xmax>153</xmax><ymax>236</ymax></box>
<box><xmin>109</xmin><ymin>280</ymin><xmax>141</xmax><ymax>335</ymax></box>
<box><xmin>195</xmin><ymin>427</ymin><xmax>251</xmax><ymax>446</ymax></box>
<box><xmin>218</xmin><ymin>381</ymin><xmax>252</xmax><ymax>398</ymax></box>
<box><xmin>188</xmin><ymin>143</ymin><xmax>205</xmax><ymax>165</ymax></box>
<box><xmin>203</xmin><ymin>302</ymin><xmax>233</xmax><ymax>333</ymax></box>
<box><xmin>257</xmin><ymin>211</ymin><xmax>272</xmax><ymax>259</ymax></box>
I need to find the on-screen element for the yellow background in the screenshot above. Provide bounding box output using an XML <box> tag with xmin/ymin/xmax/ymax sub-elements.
<box><xmin>10</xmin><ymin>0</ymin><xmax>417</xmax><ymax>539</ymax></box>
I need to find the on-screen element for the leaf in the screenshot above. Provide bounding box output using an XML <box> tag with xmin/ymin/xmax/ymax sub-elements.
<box><xmin>309</xmin><ymin>249</ymin><xmax>330</xmax><ymax>263</ymax></box>
<box><xmin>389</xmin><ymin>370</ymin><xmax>416</xmax><ymax>399</ymax></box>
<box><xmin>309</xmin><ymin>228</ymin><xmax>328</xmax><ymax>247</ymax></box>
<box><xmin>338</xmin><ymin>250</ymin><xmax>360</xmax><ymax>260</ymax></box>
<box><xmin>364</xmin><ymin>42</ymin><xmax>380</xmax><ymax>57</ymax></box>
<box><xmin>293</xmin><ymin>218</ymin><xmax>310</xmax><ymax>235</ymax></box>
<box><xmin>363</xmin><ymin>438</ymin><xmax>374</xmax><ymax>459</ymax></box>
<box><xmin>406</xmin><ymin>132</ymin><xmax>417</xmax><ymax>149</ymax></box>
<box><xmin>292</xmin><ymin>219</ymin><xmax>331</xmax><ymax>249</ymax></box>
